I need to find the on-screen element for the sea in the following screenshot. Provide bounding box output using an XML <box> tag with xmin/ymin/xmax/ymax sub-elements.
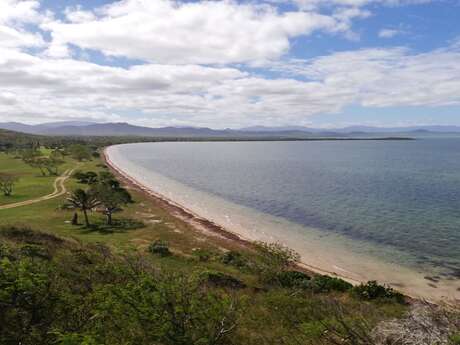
<box><xmin>107</xmin><ymin>139</ymin><xmax>460</xmax><ymax>300</ymax></box>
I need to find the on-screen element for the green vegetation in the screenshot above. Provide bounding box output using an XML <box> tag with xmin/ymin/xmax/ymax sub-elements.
<box><xmin>450</xmin><ymin>333</ymin><xmax>460</xmax><ymax>345</ymax></box>
<box><xmin>0</xmin><ymin>152</ymin><xmax>61</xmax><ymax>205</ymax></box>
<box><xmin>352</xmin><ymin>280</ymin><xmax>405</xmax><ymax>303</ymax></box>
<box><xmin>67</xmin><ymin>144</ymin><xmax>93</xmax><ymax>161</ymax></box>
<box><xmin>64</xmin><ymin>188</ymin><xmax>101</xmax><ymax>227</ymax></box>
<box><xmin>148</xmin><ymin>239</ymin><xmax>172</xmax><ymax>257</ymax></box>
<box><xmin>0</xmin><ymin>226</ymin><xmax>411</xmax><ymax>345</ymax></box>
<box><xmin>0</xmin><ymin>173</ymin><xmax>18</xmax><ymax>196</ymax></box>
<box><xmin>0</xmin><ymin>133</ymin><xmax>458</xmax><ymax>344</ymax></box>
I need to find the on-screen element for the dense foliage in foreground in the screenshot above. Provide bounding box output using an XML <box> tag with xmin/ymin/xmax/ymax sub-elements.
<box><xmin>0</xmin><ymin>226</ymin><xmax>414</xmax><ymax>345</ymax></box>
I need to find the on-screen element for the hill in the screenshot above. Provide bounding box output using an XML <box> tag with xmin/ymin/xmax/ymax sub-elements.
<box><xmin>2</xmin><ymin>121</ymin><xmax>460</xmax><ymax>138</ymax></box>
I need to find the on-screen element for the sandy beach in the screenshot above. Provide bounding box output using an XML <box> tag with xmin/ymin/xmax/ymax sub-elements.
<box><xmin>104</xmin><ymin>145</ymin><xmax>460</xmax><ymax>304</ymax></box>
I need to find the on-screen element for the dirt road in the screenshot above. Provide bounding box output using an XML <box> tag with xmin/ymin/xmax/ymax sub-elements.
<box><xmin>0</xmin><ymin>168</ymin><xmax>75</xmax><ymax>210</ymax></box>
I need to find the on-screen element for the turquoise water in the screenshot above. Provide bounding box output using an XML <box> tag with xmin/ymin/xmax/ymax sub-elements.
<box><xmin>113</xmin><ymin>140</ymin><xmax>460</xmax><ymax>280</ymax></box>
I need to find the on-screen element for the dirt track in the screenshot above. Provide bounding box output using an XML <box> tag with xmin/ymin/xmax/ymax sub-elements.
<box><xmin>0</xmin><ymin>168</ymin><xmax>75</xmax><ymax>210</ymax></box>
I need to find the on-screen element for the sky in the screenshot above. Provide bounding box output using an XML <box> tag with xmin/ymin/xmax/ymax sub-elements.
<box><xmin>0</xmin><ymin>0</ymin><xmax>459</xmax><ymax>128</ymax></box>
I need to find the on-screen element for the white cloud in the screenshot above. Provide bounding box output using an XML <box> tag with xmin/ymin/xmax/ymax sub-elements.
<box><xmin>0</xmin><ymin>0</ymin><xmax>42</xmax><ymax>24</ymax></box>
<box><xmin>1</xmin><ymin>42</ymin><xmax>460</xmax><ymax>127</ymax></box>
<box><xmin>0</xmin><ymin>0</ymin><xmax>46</xmax><ymax>48</ymax></box>
<box><xmin>0</xmin><ymin>0</ymin><xmax>458</xmax><ymax>128</ymax></box>
<box><xmin>42</xmin><ymin>0</ymin><xmax>346</xmax><ymax>64</ymax></box>
<box><xmin>288</xmin><ymin>0</ymin><xmax>432</xmax><ymax>10</ymax></box>
<box><xmin>273</xmin><ymin>44</ymin><xmax>460</xmax><ymax>108</ymax></box>
<box><xmin>378</xmin><ymin>28</ymin><xmax>400</xmax><ymax>38</ymax></box>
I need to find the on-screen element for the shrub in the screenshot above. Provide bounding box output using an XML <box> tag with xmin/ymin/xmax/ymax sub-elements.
<box><xmin>450</xmin><ymin>333</ymin><xmax>460</xmax><ymax>345</ymax></box>
<box><xmin>200</xmin><ymin>270</ymin><xmax>246</xmax><ymax>289</ymax></box>
<box><xmin>352</xmin><ymin>281</ymin><xmax>405</xmax><ymax>303</ymax></box>
<box><xmin>308</xmin><ymin>275</ymin><xmax>353</xmax><ymax>293</ymax></box>
<box><xmin>254</xmin><ymin>242</ymin><xmax>301</xmax><ymax>283</ymax></box>
<box><xmin>254</xmin><ymin>242</ymin><xmax>300</xmax><ymax>270</ymax></box>
<box><xmin>0</xmin><ymin>243</ymin><xmax>12</xmax><ymax>259</ymax></box>
<box><xmin>55</xmin><ymin>333</ymin><xmax>101</xmax><ymax>345</ymax></box>
<box><xmin>20</xmin><ymin>244</ymin><xmax>51</xmax><ymax>260</ymax></box>
<box><xmin>276</xmin><ymin>270</ymin><xmax>311</xmax><ymax>288</ymax></box>
<box><xmin>1</xmin><ymin>226</ymin><xmax>64</xmax><ymax>245</ymax></box>
<box><xmin>73</xmin><ymin>171</ymin><xmax>98</xmax><ymax>184</ymax></box>
<box><xmin>148</xmin><ymin>240</ymin><xmax>171</xmax><ymax>257</ymax></box>
<box><xmin>192</xmin><ymin>248</ymin><xmax>216</xmax><ymax>262</ymax></box>
<box><xmin>220</xmin><ymin>250</ymin><xmax>248</xmax><ymax>268</ymax></box>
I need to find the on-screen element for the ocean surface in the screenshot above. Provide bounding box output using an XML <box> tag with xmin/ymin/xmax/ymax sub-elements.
<box><xmin>107</xmin><ymin>140</ymin><xmax>460</xmax><ymax>299</ymax></box>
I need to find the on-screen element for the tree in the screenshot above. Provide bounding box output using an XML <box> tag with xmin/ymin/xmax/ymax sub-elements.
<box><xmin>68</xmin><ymin>144</ymin><xmax>92</xmax><ymax>162</ymax></box>
<box><xmin>20</xmin><ymin>149</ymin><xmax>49</xmax><ymax>176</ymax></box>
<box><xmin>73</xmin><ymin>171</ymin><xmax>98</xmax><ymax>184</ymax></box>
<box><xmin>65</xmin><ymin>189</ymin><xmax>100</xmax><ymax>227</ymax></box>
<box><xmin>0</xmin><ymin>173</ymin><xmax>19</xmax><ymax>196</ymax></box>
<box><xmin>29</xmin><ymin>158</ymin><xmax>49</xmax><ymax>176</ymax></box>
<box><xmin>98</xmin><ymin>171</ymin><xmax>115</xmax><ymax>184</ymax></box>
<box><xmin>44</xmin><ymin>157</ymin><xmax>64</xmax><ymax>176</ymax></box>
<box><xmin>20</xmin><ymin>148</ymin><xmax>43</xmax><ymax>163</ymax></box>
<box><xmin>95</xmin><ymin>183</ymin><xmax>132</xmax><ymax>225</ymax></box>
<box><xmin>253</xmin><ymin>242</ymin><xmax>300</xmax><ymax>283</ymax></box>
<box><xmin>50</xmin><ymin>149</ymin><xmax>64</xmax><ymax>161</ymax></box>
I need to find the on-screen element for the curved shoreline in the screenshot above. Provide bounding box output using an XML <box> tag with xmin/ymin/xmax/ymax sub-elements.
<box><xmin>103</xmin><ymin>144</ymin><xmax>460</xmax><ymax>304</ymax></box>
<box><xmin>103</xmin><ymin>146</ymin><xmax>360</xmax><ymax>283</ymax></box>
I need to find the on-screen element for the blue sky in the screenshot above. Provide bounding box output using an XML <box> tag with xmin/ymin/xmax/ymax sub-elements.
<box><xmin>0</xmin><ymin>0</ymin><xmax>459</xmax><ymax>128</ymax></box>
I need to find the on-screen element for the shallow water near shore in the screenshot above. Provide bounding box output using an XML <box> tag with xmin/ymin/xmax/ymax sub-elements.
<box><xmin>106</xmin><ymin>140</ymin><xmax>460</xmax><ymax>301</ymax></box>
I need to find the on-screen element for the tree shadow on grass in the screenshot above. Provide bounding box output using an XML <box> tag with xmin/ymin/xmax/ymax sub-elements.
<box><xmin>78</xmin><ymin>218</ymin><xmax>145</xmax><ymax>234</ymax></box>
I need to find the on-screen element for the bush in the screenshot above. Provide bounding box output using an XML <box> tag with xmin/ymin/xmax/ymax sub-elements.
<box><xmin>200</xmin><ymin>270</ymin><xmax>246</xmax><ymax>289</ymax></box>
<box><xmin>276</xmin><ymin>270</ymin><xmax>311</xmax><ymax>288</ymax></box>
<box><xmin>450</xmin><ymin>333</ymin><xmax>460</xmax><ymax>345</ymax></box>
<box><xmin>352</xmin><ymin>281</ymin><xmax>405</xmax><ymax>303</ymax></box>
<box><xmin>148</xmin><ymin>240</ymin><xmax>171</xmax><ymax>257</ymax></box>
<box><xmin>73</xmin><ymin>171</ymin><xmax>98</xmax><ymax>184</ymax></box>
<box><xmin>1</xmin><ymin>226</ymin><xmax>64</xmax><ymax>245</ymax></box>
<box><xmin>192</xmin><ymin>248</ymin><xmax>216</xmax><ymax>262</ymax></box>
<box><xmin>220</xmin><ymin>250</ymin><xmax>248</xmax><ymax>268</ymax></box>
<box><xmin>254</xmin><ymin>242</ymin><xmax>301</xmax><ymax>283</ymax></box>
<box><xmin>20</xmin><ymin>244</ymin><xmax>51</xmax><ymax>260</ymax></box>
<box><xmin>308</xmin><ymin>275</ymin><xmax>353</xmax><ymax>293</ymax></box>
<box><xmin>254</xmin><ymin>242</ymin><xmax>300</xmax><ymax>270</ymax></box>
<box><xmin>0</xmin><ymin>243</ymin><xmax>12</xmax><ymax>259</ymax></box>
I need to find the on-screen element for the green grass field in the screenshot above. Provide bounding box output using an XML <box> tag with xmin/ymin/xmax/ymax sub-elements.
<box><xmin>0</xmin><ymin>153</ymin><xmax>230</xmax><ymax>254</ymax></box>
<box><xmin>0</xmin><ymin>152</ymin><xmax>69</xmax><ymax>205</ymax></box>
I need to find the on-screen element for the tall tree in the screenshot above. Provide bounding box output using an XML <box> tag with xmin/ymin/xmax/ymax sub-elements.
<box><xmin>68</xmin><ymin>144</ymin><xmax>92</xmax><ymax>162</ymax></box>
<box><xmin>21</xmin><ymin>150</ymin><xmax>48</xmax><ymax>176</ymax></box>
<box><xmin>95</xmin><ymin>183</ymin><xmax>132</xmax><ymax>225</ymax></box>
<box><xmin>66</xmin><ymin>189</ymin><xmax>100</xmax><ymax>227</ymax></box>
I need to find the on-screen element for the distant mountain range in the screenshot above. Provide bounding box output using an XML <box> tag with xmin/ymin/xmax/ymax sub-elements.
<box><xmin>1</xmin><ymin>121</ymin><xmax>460</xmax><ymax>138</ymax></box>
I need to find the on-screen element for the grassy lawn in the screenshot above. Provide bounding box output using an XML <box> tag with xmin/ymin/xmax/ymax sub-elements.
<box><xmin>0</xmin><ymin>153</ymin><xmax>56</xmax><ymax>205</ymax></box>
<box><xmin>0</xmin><ymin>154</ymin><xmax>232</xmax><ymax>253</ymax></box>
<box><xmin>0</xmin><ymin>149</ymin><xmax>83</xmax><ymax>206</ymax></box>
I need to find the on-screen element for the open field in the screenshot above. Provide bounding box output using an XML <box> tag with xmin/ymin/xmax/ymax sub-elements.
<box><xmin>0</xmin><ymin>153</ymin><xmax>55</xmax><ymax>205</ymax></box>
<box><xmin>0</xmin><ymin>151</ymin><xmax>77</xmax><ymax>206</ymax></box>
<box><xmin>0</xmin><ymin>152</ymin><xmax>240</xmax><ymax>252</ymax></box>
